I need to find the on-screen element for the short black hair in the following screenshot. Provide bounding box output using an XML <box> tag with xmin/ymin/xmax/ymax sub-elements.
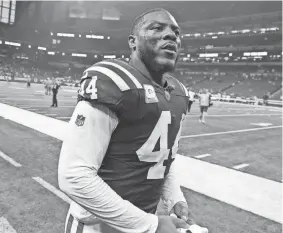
<box><xmin>130</xmin><ymin>8</ymin><xmax>169</xmax><ymax>36</ymax></box>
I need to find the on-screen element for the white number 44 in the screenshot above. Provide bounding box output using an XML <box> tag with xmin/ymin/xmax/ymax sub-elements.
<box><xmin>136</xmin><ymin>111</ymin><xmax>183</xmax><ymax>179</ymax></box>
<box><xmin>79</xmin><ymin>75</ymin><xmax>98</xmax><ymax>99</ymax></box>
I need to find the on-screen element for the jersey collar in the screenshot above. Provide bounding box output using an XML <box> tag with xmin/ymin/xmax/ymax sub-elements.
<box><xmin>129</xmin><ymin>57</ymin><xmax>167</xmax><ymax>89</ymax></box>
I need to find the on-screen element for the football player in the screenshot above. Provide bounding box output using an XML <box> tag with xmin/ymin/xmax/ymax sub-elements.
<box><xmin>58</xmin><ymin>8</ymin><xmax>208</xmax><ymax>233</ymax></box>
<box><xmin>198</xmin><ymin>89</ymin><xmax>212</xmax><ymax>124</ymax></box>
<box><xmin>187</xmin><ymin>87</ymin><xmax>196</xmax><ymax>113</ymax></box>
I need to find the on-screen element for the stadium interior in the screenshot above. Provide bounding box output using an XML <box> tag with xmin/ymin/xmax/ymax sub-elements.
<box><xmin>0</xmin><ymin>1</ymin><xmax>282</xmax><ymax>233</ymax></box>
<box><xmin>0</xmin><ymin>1</ymin><xmax>282</xmax><ymax>102</ymax></box>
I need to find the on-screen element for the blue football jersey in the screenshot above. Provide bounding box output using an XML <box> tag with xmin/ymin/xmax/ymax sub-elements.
<box><xmin>78</xmin><ymin>59</ymin><xmax>189</xmax><ymax>213</ymax></box>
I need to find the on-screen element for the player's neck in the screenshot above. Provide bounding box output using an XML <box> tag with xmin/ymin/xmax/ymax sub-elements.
<box><xmin>130</xmin><ymin>55</ymin><xmax>165</xmax><ymax>87</ymax></box>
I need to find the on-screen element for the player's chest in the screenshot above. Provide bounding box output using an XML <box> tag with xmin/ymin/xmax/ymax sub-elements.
<box><xmin>119</xmin><ymin>87</ymin><xmax>187</xmax><ymax>124</ymax></box>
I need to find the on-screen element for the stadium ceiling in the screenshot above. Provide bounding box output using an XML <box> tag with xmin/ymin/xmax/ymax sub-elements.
<box><xmin>111</xmin><ymin>1</ymin><xmax>282</xmax><ymax>22</ymax></box>
<box><xmin>15</xmin><ymin>1</ymin><xmax>282</xmax><ymax>36</ymax></box>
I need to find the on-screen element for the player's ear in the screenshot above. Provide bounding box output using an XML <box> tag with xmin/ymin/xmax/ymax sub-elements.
<box><xmin>128</xmin><ymin>35</ymin><xmax>137</xmax><ymax>51</ymax></box>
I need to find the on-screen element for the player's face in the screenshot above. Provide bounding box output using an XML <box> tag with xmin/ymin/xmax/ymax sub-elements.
<box><xmin>136</xmin><ymin>11</ymin><xmax>181</xmax><ymax>73</ymax></box>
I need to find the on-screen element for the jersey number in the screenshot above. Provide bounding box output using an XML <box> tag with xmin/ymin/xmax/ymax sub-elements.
<box><xmin>79</xmin><ymin>75</ymin><xmax>98</xmax><ymax>99</ymax></box>
<box><xmin>136</xmin><ymin>111</ymin><xmax>183</xmax><ymax>179</ymax></box>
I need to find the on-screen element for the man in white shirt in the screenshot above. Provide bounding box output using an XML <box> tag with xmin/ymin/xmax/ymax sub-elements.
<box><xmin>187</xmin><ymin>87</ymin><xmax>195</xmax><ymax>113</ymax></box>
<box><xmin>198</xmin><ymin>89</ymin><xmax>212</xmax><ymax>124</ymax></box>
<box><xmin>58</xmin><ymin>8</ymin><xmax>208</xmax><ymax>233</ymax></box>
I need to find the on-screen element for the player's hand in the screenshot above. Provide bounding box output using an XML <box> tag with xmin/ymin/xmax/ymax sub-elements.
<box><xmin>170</xmin><ymin>201</ymin><xmax>195</xmax><ymax>225</ymax></box>
<box><xmin>187</xmin><ymin>224</ymin><xmax>209</xmax><ymax>233</ymax></box>
<box><xmin>170</xmin><ymin>202</ymin><xmax>209</xmax><ymax>233</ymax></box>
<box><xmin>156</xmin><ymin>215</ymin><xmax>189</xmax><ymax>233</ymax></box>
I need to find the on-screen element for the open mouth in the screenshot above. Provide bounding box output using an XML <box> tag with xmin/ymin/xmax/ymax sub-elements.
<box><xmin>161</xmin><ymin>43</ymin><xmax>177</xmax><ymax>53</ymax></box>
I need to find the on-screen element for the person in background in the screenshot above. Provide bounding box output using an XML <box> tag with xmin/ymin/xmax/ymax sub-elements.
<box><xmin>187</xmin><ymin>87</ymin><xmax>195</xmax><ymax>113</ymax></box>
<box><xmin>47</xmin><ymin>78</ymin><xmax>53</xmax><ymax>95</ymax></box>
<box><xmin>262</xmin><ymin>92</ymin><xmax>269</xmax><ymax>106</ymax></box>
<box><xmin>51</xmin><ymin>80</ymin><xmax>60</xmax><ymax>107</ymax></box>
<box><xmin>27</xmin><ymin>77</ymin><xmax>31</xmax><ymax>88</ymax></box>
<box><xmin>198</xmin><ymin>89</ymin><xmax>212</xmax><ymax>124</ymax></box>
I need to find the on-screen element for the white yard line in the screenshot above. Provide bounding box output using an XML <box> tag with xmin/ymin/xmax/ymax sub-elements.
<box><xmin>233</xmin><ymin>163</ymin><xmax>250</xmax><ymax>170</ymax></box>
<box><xmin>0</xmin><ymin>103</ymin><xmax>282</xmax><ymax>223</ymax></box>
<box><xmin>175</xmin><ymin>155</ymin><xmax>282</xmax><ymax>223</ymax></box>
<box><xmin>0</xmin><ymin>104</ymin><xmax>68</xmax><ymax>141</ymax></box>
<box><xmin>194</xmin><ymin>154</ymin><xmax>211</xmax><ymax>159</ymax></box>
<box><xmin>186</xmin><ymin>113</ymin><xmax>281</xmax><ymax>117</ymax></box>
<box><xmin>0</xmin><ymin>217</ymin><xmax>17</xmax><ymax>233</ymax></box>
<box><xmin>44</xmin><ymin>114</ymin><xmax>58</xmax><ymax>116</ymax></box>
<box><xmin>24</xmin><ymin>108</ymin><xmax>38</xmax><ymax>111</ymax></box>
<box><xmin>0</xmin><ymin>98</ymin><xmax>75</xmax><ymax>102</ymax></box>
<box><xmin>0</xmin><ymin>151</ymin><xmax>22</xmax><ymax>167</ymax></box>
<box><xmin>56</xmin><ymin>116</ymin><xmax>71</xmax><ymax>120</ymax></box>
<box><xmin>181</xmin><ymin>125</ymin><xmax>282</xmax><ymax>139</ymax></box>
<box><xmin>32</xmin><ymin>177</ymin><xmax>71</xmax><ymax>203</ymax></box>
<box><xmin>9</xmin><ymin>87</ymin><xmax>25</xmax><ymax>90</ymax></box>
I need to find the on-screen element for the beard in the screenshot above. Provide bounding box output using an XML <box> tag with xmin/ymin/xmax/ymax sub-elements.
<box><xmin>138</xmin><ymin>45</ymin><xmax>178</xmax><ymax>74</ymax></box>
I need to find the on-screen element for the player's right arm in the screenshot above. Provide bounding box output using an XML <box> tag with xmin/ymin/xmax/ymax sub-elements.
<box><xmin>58</xmin><ymin>68</ymin><xmax>159</xmax><ymax>233</ymax></box>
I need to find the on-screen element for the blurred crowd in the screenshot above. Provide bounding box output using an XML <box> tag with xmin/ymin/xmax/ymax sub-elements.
<box><xmin>0</xmin><ymin>57</ymin><xmax>282</xmax><ymax>101</ymax></box>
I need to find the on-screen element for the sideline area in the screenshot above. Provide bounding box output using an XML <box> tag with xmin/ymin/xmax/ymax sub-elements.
<box><xmin>0</xmin><ymin>103</ymin><xmax>282</xmax><ymax>223</ymax></box>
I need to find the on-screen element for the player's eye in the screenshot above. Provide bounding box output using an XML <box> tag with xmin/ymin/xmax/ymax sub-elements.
<box><xmin>175</xmin><ymin>30</ymin><xmax>180</xmax><ymax>37</ymax></box>
<box><xmin>152</xmin><ymin>25</ymin><xmax>163</xmax><ymax>31</ymax></box>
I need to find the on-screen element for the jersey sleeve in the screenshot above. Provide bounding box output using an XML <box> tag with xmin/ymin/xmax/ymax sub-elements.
<box><xmin>58</xmin><ymin>101</ymin><xmax>158</xmax><ymax>233</ymax></box>
<box><xmin>77</xmin><ymin>65</ymin><xmax>125</xmax><ymax>114</ymax></box>
<box><xmin>161</xmin><ymin>160</ymin><xmax>187</xmax><ymax>213</ymax></box>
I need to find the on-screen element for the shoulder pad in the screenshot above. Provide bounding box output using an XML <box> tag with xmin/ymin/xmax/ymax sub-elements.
<box><xmin>94</xmin><ymin>59</ymin><xmax>143</xmax><ymax>90</ymax></box>
<box><xmin>78</xmin><ymin>59</ymin><xmax>144</xmax><ymax>111</ymax></box>
<box><xmin>78</xmin><ymin>66</ymin><xmax>123</xmax><ymax>109</ymax></box>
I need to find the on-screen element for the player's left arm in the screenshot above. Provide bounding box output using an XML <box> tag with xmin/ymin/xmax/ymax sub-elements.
<box><xmin>161</xmin><ymin>162</ymin><xmax>209</xmax><ymax>233</ymax></box>
<box><xmin>161</xmin><ymin>160</ymin><xmax>195</xmax><ymax>225</ymax></box>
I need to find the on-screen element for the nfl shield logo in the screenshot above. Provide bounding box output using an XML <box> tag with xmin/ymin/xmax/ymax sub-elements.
<box><xmin>75</xmin><ymin>114</ymin><xmax>85</xmax><ymax>127</ymax></box>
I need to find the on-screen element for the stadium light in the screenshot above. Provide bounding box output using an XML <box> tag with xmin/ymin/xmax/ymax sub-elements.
<box><xmin>242</xmin><ymin>29</ymin><xmax>250</xmax><ymax>33</ymax></box>
<box><xmin>57</xmin><ymin>33</ymin><xmax>75</xmax><ymax>37</ymax></box>
<box><xmin>199</xmin><ymin>53</ymin><xmax>218</xmax><ymax>58</ymax></box>
<box><xmin>86</xmin><ymin>35</ymin><xmax>104</xmax><ymax>39</ymax></box>
<box><xmin>270</xmin><ymin>27</ymin><xmax>279</xmax><ymax>31</ymax></box>
<box><xmin>72</xmin><ymin>53</ymin><xmax>87</xmax><ymax>57</ymax></box>
<box><xmin>244</xmin><ymin>52</ymin><xmax>251</xmax><ymax>56</ymax></box>
<box><xmin>258</xmin><ymin>52</ymin><xmax>268</xmax><ymax>56</ymax></box>
<box><xmin>38</xmin><ymin>46</ymin><xmax>46</xmax><ymax>51</ymax></box>
<box><xmin>5</xmin><ymin>41</ymin><xmax>21</xmax><ymax>46</ymax></box>
<box><xmin>104</xmin><ymin>55</ymin><xmax>116</xmax><ymax>59</ymax></box>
